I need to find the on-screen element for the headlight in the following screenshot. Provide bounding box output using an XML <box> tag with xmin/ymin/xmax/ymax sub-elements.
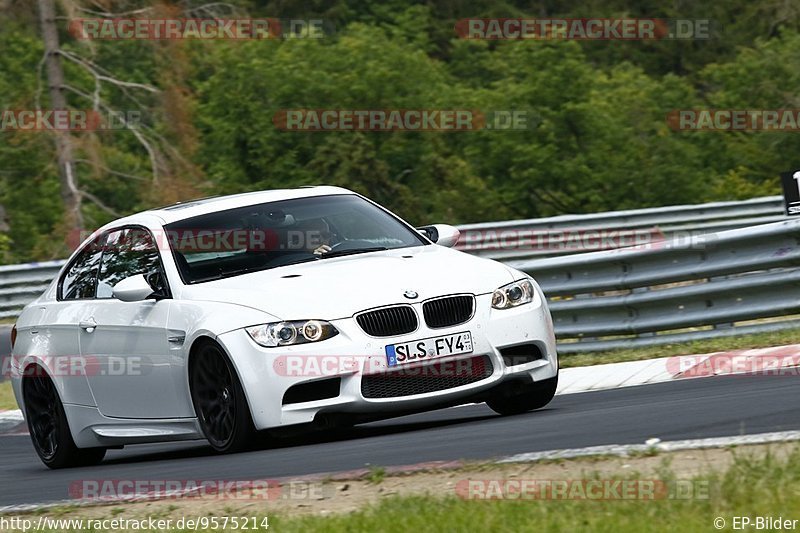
<box><xmin>246</xmin><ymin>320</ymin><xmax>339</xmax><ymax>347</ymax></box>
<box><xmin>492</xmin><ymin>279</ymin><xmax>535</xmax><ymax>309</ymax></box>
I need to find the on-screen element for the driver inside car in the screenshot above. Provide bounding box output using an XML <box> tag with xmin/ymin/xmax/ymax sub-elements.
<box><xmin>293</xmin><ymin>218</ymin><xmax>334</xmax><ymax>256</ymax></box>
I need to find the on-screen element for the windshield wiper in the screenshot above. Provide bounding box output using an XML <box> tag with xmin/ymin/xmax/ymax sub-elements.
<box><xmin>319</xmin><ymin>247</ymin><xmax>388</xmax><ymax>259</ymax></box>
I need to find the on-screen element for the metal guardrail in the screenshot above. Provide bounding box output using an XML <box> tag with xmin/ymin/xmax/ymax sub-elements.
<box><xmin>0</xmin><ymin>196</ymin><xmax>795</xmax><ymax>353</ymax></box>
<box><xmin>517</xmin><ymin>219</ymin><xmax>800</xmax><ymax>352</ymax></box>
<box><xmin>0</xmin><ymin>261</ymin><xmax>65</xmax><ymax>319</ymax></box>
<box><xmin>456</xmin><ymin>195</ymin><xmax>786</xmax><ymax>259</ymax></box>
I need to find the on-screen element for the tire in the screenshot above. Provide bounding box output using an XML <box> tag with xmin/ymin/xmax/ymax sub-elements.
<box><xmin>189</xmin><ymin>341</ymin><xmax>256</xmax><ymax>453</ymax></box>
<box><xmin>22</xmin><ymin>369</ymin><xmax>106</xmax><ymax>469</ymax></box>
<box><xmin>486</xmin><ymin>374</ymin><xmax>558</xmax><ymax>416</ymax></box>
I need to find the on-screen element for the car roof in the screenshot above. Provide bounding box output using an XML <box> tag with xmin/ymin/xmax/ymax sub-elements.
<box><xmin>103</xmin><ymin>185</ymin><xmax>356</xmax><ymax>228</ymax></box>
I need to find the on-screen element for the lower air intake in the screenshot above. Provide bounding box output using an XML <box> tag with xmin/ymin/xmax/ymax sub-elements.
<box><xmin>361</xmin><ymin>355</ymin><xmax>493</xmax><ymax>399</ymax></box>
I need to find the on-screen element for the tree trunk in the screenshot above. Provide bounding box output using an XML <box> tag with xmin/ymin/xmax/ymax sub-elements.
<box><xmin>38</xmin><ymin>0</ymin><xmax>83</xmax><ymax>231</ymax></box>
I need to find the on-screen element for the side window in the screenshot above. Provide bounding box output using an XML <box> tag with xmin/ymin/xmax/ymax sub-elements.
<box><xmin>96</xmin><ymin>228</ymin><xmax>163</xmax><ymax>299</ymax></box>
<box><xmin>60</xmin><ymin>235</ymin><xmax>105</xmax><ymax>300</ymax></box>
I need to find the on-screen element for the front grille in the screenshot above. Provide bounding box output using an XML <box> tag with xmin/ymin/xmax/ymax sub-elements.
<box><xmin>356</xmin><ymin>305</ymin><xmax>417</xmax><ymax>337</ymax></box>
<box><xmin>361</xmin><ymin>355</ymin><xmax>493</xmax><ymax>399</ymax></box>
<box><xmin>422</xmin><ymin>295</ymin><xmax>475</xmax><ymax>328</ymax></box>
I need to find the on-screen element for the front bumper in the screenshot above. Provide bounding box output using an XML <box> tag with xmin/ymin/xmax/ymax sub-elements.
<box><xmin>218</xmin><ymin>291</ymin><xmax>558</xmax><ymax>430</ymax></box>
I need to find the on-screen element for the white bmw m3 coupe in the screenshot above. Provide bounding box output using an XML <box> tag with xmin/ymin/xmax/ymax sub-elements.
<box><xmin>11</xmin><ymin>186</ymin><xmax>558</xmax><ymax>468</ymax></box>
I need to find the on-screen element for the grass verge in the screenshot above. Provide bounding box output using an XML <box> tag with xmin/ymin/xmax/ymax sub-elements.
<box><xmin>277</xmin><ymin>446</ymin><xmax>800</xmax><ymax>531</ymax></box>
<box><xmin>559</xmin><ymin>327</ymin><xmax>800</xmax><ymax>368</ymax></box>
<box><xmin>0</xmin><ymin>381</ymin><xmax>16</xmax><ymax>411</ymax></box>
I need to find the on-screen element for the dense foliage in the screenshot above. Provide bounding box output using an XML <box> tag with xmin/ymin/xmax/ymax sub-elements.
<box><xmin>0</xmin><ymin>0</ymin><xmax>799</xmax><ymax>262</ymax></box>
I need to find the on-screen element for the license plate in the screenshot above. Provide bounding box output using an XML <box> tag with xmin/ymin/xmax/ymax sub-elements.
<box><xmin>385</xmin><ymin>331</ymin><xmax>473</xmax><ymax>367</ymax></box>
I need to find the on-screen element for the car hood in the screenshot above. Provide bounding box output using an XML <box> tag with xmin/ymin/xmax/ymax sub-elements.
<box><xmin>179</xmin><ymin>245</ymin><xmax>517</xmax><ymax>320</ymax></box>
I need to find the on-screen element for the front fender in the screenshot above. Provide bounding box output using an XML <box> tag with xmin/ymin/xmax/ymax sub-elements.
<box><xmin>167</xmin><ymin>300</ymin><xmax>280</xmax><ymax>412</ymax></box>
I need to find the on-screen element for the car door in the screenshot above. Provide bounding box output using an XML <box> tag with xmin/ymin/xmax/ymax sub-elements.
<box><xmin>79</xmin><ymin>226</ymin><xmax>191</xmax><ymax>419</ymax></box>
<box><xmin>29</xmin><ymin>235</ymin><xmax>107</xmax><ymax>408</ymax></box>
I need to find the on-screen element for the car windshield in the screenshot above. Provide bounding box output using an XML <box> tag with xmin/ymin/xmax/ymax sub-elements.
<box><xmin>165</xmin><ymin>194</ymin><xmax>427</xmax><ymax>283</ymax></box>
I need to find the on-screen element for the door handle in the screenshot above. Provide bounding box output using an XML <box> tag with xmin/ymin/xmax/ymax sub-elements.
<box><xmin>79</xmin><ymin>319</ymin><xmax>97</xmax><ymax>333</ymax></box>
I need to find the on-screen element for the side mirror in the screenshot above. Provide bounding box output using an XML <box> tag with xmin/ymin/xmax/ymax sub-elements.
<box><xmin>112</xmin><ymin>274</ymin><xmax>155</xmax><ymax>302</ymax></box>
<box><xmin>417</xmin><ymin>224</ymin><xmax>460</xmax><ymax>248</ymax></box>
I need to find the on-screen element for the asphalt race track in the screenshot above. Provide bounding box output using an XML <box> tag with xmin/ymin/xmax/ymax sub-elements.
<box><xmin>1</xmin><ymin>373</ymin><xmax>799</xmax><ymax>507</ymax></box>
